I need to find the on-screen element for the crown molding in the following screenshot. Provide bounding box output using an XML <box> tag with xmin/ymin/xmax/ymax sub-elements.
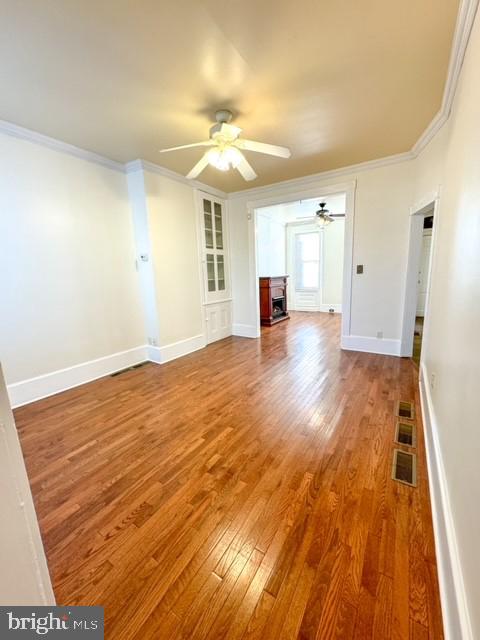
<box><xmin>125</xmin><ymin>159</ymin><xmax>228</xmax><ymax>199</ymax></box>
<box><xmin>227</xmin><ymin>151</ymin><xmax>414</xmax><ymax>200</ymax></box>
<box><xmin>0</xmin><ymin>0</ymin><xmax>477</xmax><ymax>193</ymax></box>
<box><xmin>412</xmin><ymin>0</ymin><xmax>479</xmax><ymax>155</ymax></box>
<box><xmin>0</xmin><ymin>118</ymin><xmax>125</xmax><ymax>172</ymax></box>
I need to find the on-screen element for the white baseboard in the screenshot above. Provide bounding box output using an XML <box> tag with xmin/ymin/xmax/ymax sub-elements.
<box><xmin>7</xmin><ymin>333</ymin><xmax>209</xmax><ymax>408</ymax></box>
<box><xmin>147</xmin><ymin>334</ymin><xmax>206</xmax><ymax>364</ymax></box>
<box><xmin>232</xmin><ymin>323</ymin><xmax>260</xmax><ymax>338</ymax></box>
<box><xmin>290</xmin><ymin>305</ymin><xmax>342</xmax><ymax>313</ymax></box>
<box><xmin>419</xmin><ymin>363</ymin><xmax>473</xmax><ymax>640</ymax></box>
<box><xmin>341</xmin><ymin>334</ymin><xmax>401</xmax><ymax>356</ymax></box>
<box><xmin>7</xmin><ymin>346</ymin><xmax>148</xmax><ymax>408</ymax></box>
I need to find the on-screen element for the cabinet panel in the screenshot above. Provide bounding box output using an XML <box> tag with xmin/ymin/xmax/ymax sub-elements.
<box><xmin>206</xmin><ymin>301</ymin><xmax>232</xmax><ymax>344</ymax></box>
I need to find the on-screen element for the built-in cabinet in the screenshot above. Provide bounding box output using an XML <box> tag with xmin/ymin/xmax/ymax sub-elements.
<box><xmin>198</xmin><ymin>192</ymin><xmax>232</xmax><ymax>344</ymax></box>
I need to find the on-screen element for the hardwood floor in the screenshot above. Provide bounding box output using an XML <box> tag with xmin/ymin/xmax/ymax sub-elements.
<box><xmin>15</xmin><ymin>312</ymin><xmax>443</xmax><ymax>639</ymax></box>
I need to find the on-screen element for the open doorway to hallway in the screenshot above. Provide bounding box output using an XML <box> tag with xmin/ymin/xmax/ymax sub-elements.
<box><xmin>255</xmin><ymin>193</ymin><xmax>346</xmax><ymax>331</ymax></box>
<box><xmin>401</xmin><ymin>200</ymin><xmax>437</xmax><ymax>363</ymax></box>
<box><xmin>413</xmin><ymin>215</ymin><xmax>434</xmax><ymax>365</ymax></box>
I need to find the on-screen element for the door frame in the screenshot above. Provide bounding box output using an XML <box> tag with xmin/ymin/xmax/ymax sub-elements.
<box><xmin>247</xmin><ymin>181</ymin><xmax>356</xmax><ymax>342</ymax></box>
<box><xmin>400</xmin><ymin>192</ymin><xmax>440</xmax><ymax>357</ymax></box>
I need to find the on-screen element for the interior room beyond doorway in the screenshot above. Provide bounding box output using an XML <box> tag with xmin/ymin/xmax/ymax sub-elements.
<box><xmin>256</xmin><ymin>193</ymin><xmax>346</xmax><ymax>326</ymax></box>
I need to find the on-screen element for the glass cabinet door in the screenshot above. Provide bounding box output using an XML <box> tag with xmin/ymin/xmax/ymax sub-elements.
<box><xmin>206</xmin><ymin>254</ymin><xmax>216</xmax><ymax>292</ymax></box>
<box><xmin>214</xmin><ymin>202</ymin><xmax>223</xmax><ymax>249</ymax></box>
<box><xmin>201</xmin><ymin>196</ymin><xmax>228</xmax><ymax>299</ymax></box>
<box><xmin>203</xmin><ymin>199</ymin><xmax>214</xmax><ymax>249</ymax></box>
<box><xmin>216</xmin><ymin>255</ymin><xmax>225</xmax><ymax>290</ymax></box>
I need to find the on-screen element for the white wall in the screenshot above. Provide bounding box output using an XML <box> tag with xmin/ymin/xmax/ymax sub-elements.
<box><xmin>143</xmin><ymin>170</ymin><xmax>204</xmax><ymax>347</ymax></box>
<box><xmin>413</xmin><ymin>10</ymin><xmax>480</xmax><ymax>638</ymax></box>
<box><xmin>322</xmin><ymin>219</ymin><xmax>345</xmax><ymax>306</ymax></box>
<box><xmin>256</xmin><ymin>212</ymin><xmax>286</xmax><ymax>276</ymax></box>
<box><xmin>0</xmin><ymin>134</ymin><xmax>218</xmax><ymax>404</ymax></box>
<box><xmin>0</xmin><ymin>364</ymin><xmax>54</xmax><ymax>605</ymax></box>
<box><xmin>0</xmin><ymin>133</ymin><xmax>145</xmax><ymax>391</ymax></box>
<box><xmin>229</xmin><ymin>161</ymin><xmax>413</xmax><ymax>346</ymax></box>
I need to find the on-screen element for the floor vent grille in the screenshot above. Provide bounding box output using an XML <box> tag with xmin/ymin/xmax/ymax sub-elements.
<box><xmin>110</xmin><ymin>362</ymin><xmax>148</xmax><ymax>377</ymax></box>
<box><xmin>395</xmin><ymin>422</ymin><xmax>416</xmax><ymax>448</ymax></box>
<box><xmin>392</xmin><ymin>449</ymin><xmax>417</xmax><ymax>486</ymax></box>
<box><xmin>396</xmin><ymin>400</ymin><xmax>415</xmax><ymax>421</ymax></box>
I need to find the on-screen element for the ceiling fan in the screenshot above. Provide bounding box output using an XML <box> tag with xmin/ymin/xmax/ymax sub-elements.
<box><xmin>315</xmin><ymin>202</ymin><xmax>345</xmax><ymax>227</ymax></box>
<box><xmin>159</xmin><ymin>109</ymin><xmax>291</xmax><ymax>182</ymax></box>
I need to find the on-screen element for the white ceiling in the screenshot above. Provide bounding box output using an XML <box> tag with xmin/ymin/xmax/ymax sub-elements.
<box><xmin>0</xmin><ymin>0</ymin><xmax>459</xmax><ymax>191</ymax></box>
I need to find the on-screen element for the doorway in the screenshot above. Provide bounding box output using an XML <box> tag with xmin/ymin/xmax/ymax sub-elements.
<box><xmin>413</xmin><ymin>215</ymin><xmax>433</xmax><ymax>364</ymax></box>
<box><xmin>401</xmin><ymin>199</ymin><xmax>437</xmax><ymax>363</ymax></box>
<box><xmin>252</xmin><ymin>185</ymin><xmax>352</xmax><ymax>338</ymax></box>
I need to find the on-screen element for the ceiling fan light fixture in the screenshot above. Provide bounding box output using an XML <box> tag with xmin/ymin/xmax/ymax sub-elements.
<box><xmin>159</xmin><ymin>109</ymin><xmax>291</xmax><ymax>181</ymax></box>
<box><xmin>207</xmin><ymin>146</ymin><xmax>243</xmax><ymax>171</ymax></box>
<box><xmin>315</xmin><ymin>202</ymin><xmax>334</xmax><ymax>227</ymax></box>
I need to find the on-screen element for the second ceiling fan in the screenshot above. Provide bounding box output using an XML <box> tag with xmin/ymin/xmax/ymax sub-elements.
<box><xmin>160</xmin><ymin>109</ymin><xmax>291</xmax><ymax>182</ymax></box>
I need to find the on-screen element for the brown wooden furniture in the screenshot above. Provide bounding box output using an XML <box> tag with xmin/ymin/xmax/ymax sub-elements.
<box><xmin>259</xmin><ymin>276</ymin><xmax>290</xmax><ymax>326</ymax></box>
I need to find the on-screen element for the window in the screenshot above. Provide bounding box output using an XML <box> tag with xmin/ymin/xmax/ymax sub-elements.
<box><xmin>295</xmin><ymin>232</ymin><xmax>320</xmax><ymax>289</ymax></box>
<box><xmin>202</xmin><ymin>197</ymin><xmax>228</xmax><ymax>298</ymax></box>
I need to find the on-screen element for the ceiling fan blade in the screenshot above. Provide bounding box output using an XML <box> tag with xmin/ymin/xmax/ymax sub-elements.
<box><xmin>160</xmin><ymin>141</ymin><xmax>213</xmax><ymax>153</ymax></box>
<box><xmin>235</xmin><ymin>139</ymin><xmax>291</xmax><ymax>158</ymax></box>
<box><xmin>186</xmin><ymin>152</ymin><xmax>211</xmax><ymax>179</ymax></box>
<box><xmin>219</xmin><ymin>123</ymin><xmax>242</xmax><ymax>139</ymax></box>
<box><xmin>236</xmin><ymin>155</ymin><xmax>257</xmax><ymax>181</ymax></box>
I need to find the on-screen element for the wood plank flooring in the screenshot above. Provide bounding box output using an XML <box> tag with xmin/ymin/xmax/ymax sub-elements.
<box><xmin>15</xmin><ymin>312</ymin><xmax>443</xmax><ymax>639</ymax></box>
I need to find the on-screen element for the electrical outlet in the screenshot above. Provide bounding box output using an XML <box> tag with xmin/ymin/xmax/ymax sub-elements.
<box><xmin>430</xmin><ymin>373</ymin><xmax>436</xmax><ymax>390</ymax></box>
<box><xmin>376</xmin><ymin>331</ymin><xmax>383</xmax><ymax>339</ymax></box>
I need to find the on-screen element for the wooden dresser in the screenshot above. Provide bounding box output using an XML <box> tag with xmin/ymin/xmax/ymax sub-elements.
<box><xmin>259</xmin><ymin>276</ymin><xmax>290</xmax><ymax>326</ymax></box>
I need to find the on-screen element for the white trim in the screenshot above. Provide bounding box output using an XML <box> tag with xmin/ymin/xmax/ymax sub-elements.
<box><xmin>126</xmin><ymin>159</ymin><xmax>227</xmax><ymax>199</ymax></box>
<box><xmin>232</xmin><ymin>323</ymin><xmax>260</xmax><ymax>338</ymax></box>
<box><xmin>7</xmin><ymin>333</ymin><xmax>211</xmax><ymax>407</ymax></box>
<box><xmin>412</xmin><ymin>0</ymin><xmax>480</xmax><ymax>155</ymax></box>
<box><xmin>0</xmin><ymin>119</ymin><xmax>125</xmax><ymax>173</ymax></box>
<box><xmin>0</xmin><ymin>0</ymin><xmax>477</xmax><ymax>195</ymax></box>
<box><xmin>203</xmin><ymin>297</ymin><xmax>232</xmax><ymax>306</ymax></box>
<box><xmin>228</xmin><ymin>153</ymin><xmax>412</xmax><ymax>200</ymax></box>
<box><xmin>7</xmin><ymin>346</ymin><xmax>148</xmax><ymax>408</ymax></box>
<box><xmin>419</xmin><ymin>363</ymin><xmax>473</xmax><ymax>640</ymax></box>
<box><xmin>341</xmin><ymin>335</ymin><xmax>401</xmax><ymax>356</ymax></box>
<box><xmin>147</xmin><ymin>334</ymin><xmax>206</xmax><ymax>364</ymax></box>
